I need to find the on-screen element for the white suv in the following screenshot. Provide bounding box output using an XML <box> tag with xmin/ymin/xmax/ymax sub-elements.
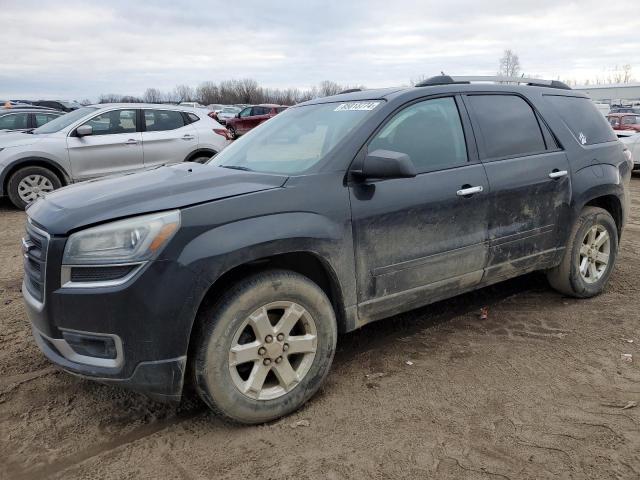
<box><xmin>0</xmin><ymin>103</ymin><xmax>231</xmax><ymax>208</ymax></box>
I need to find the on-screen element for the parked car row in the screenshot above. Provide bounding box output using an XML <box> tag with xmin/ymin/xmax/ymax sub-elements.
<box><xmin>224</xmin><ymin>104</ymin><xmax>288</xmax><ymax>138</ymax></box>
<box><xmin>0</xmin><ymin>104</ymin><xmax>230</xmax><ymax>208</ymax></box>
<box><xmin>3</xmin><ymin>99</ymin><xmax>82</xmax><ymax>112</ymax></box>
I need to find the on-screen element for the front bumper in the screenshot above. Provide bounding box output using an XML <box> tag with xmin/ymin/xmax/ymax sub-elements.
<box><xmin>23</xmin><ymin>250</ymin><xmax>208</xmax><ymax>402</ymax></box>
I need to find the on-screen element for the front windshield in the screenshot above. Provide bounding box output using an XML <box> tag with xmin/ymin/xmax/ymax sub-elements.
<box><xmin>211</xmin><ymin>101</ymin><xmax>382</xmax><ymax>174</ymax></box>
<box><xmin>32</xmin><ymin>106</ymin><xmax>98</xmax><ymax>134</ymax></box>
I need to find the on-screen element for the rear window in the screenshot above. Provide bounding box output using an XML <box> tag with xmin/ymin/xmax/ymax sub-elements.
<box><xmin>467</xmin><ymin>94</ymin><xmax>546</xmax><ymax>159</ymax></box>
<box><xmin>546</xmin><ymin>96</ymin><xmax>617</xmax><ymax>145</ymax></box>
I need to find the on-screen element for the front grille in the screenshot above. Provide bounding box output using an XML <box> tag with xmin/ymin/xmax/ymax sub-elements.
<box><xmin>23</xmin><ymin>221</ymin><xmax>49</xmax><ymax>303</ymax></box>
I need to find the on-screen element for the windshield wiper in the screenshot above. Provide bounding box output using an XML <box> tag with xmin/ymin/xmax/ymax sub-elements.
<box><xmin>220</xmin><ymin>165</ymin><xmax>253</xmax><ymax>172</ymax></box>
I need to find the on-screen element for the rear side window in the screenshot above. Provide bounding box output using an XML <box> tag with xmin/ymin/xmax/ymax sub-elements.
<box><xmin>186</xmin><ymin>113</ymin><xmax>199</xmax><ymax>123</ymax></box>
<box><xmin>369</xmin><ymin>97</ymin><xmax>468</xmax><ymax>173</ymax></box>
<box><xmin>622</xmin><ymin>115</ymin><xmax>640</xmax><ymax>125</ymax></box>
<box><xmin>545</xmin><ymin>96</ymin><xmax>617</xmax><ymax>145</ymax></box>
<box><xmin>144</xmin><ymin>110</ymin><xmax>185</xmax><ymax>132</ymax></box>
<box><xmin>467</xmin><ymin>95</ymin><xmax>546</xmax><ymax>159</ymax></box>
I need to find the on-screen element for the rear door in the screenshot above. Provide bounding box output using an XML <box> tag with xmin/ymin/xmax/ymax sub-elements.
<box><xmin>350</xmin><ymin>95</ymin><xmax>491</xmax><ymax>322</ymax></box>
<box><xmin>463</xmin><ymin>93</ymin><xmax>571</xmax><ymax>282</ymax></box>
<box><xmin>0</xmin><ymin>112</ymin><xmax>29</xmax><ymax>131</ymax></box>
<box><xmin>67</xmin><ymin>108</ymin><xmax>144</xmax><ymax>180</ymax></box>
<box><xmin>141</xmin><ymin>109</ymin><xmax>197</xmax><ymax>166</ymax></box>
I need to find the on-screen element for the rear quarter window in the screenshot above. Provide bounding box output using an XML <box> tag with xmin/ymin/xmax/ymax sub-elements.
<box><xmin>545</xmin><ymin>96</ymin><xmax>617</xmax><ymax>145</ymax></box>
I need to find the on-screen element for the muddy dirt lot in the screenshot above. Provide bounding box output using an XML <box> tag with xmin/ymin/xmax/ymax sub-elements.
<box><xmin>1</xmin><ymin>178</ymin><xmax>639</xmax><ymax>480</ymax></box>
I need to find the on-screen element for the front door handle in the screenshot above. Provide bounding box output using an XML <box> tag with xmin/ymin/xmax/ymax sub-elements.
<box><xmin>548</xmin><ymin>169</ymin><xmax>568</xmax><ymax>179</ymax></box>
<box><xmin>182</xmin><ymin>134</ymin><xmax>195</xmax><ymax>140</ymax></box>
<box><xmin>456</xmin><ymin>185</ymin><xmax>484</xmax><ymax>197</ymax></box>
<box><xmin>124</xmin><ymin>139</ymin><xmax>138</xmax><ymax>145</ymax></box>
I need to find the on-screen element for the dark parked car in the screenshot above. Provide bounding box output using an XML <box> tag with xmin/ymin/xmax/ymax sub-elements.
<box><xmin>0</xmin><ymin>108</ymin><xmax>63</xmax><ymax>132</ymax></box>
<box><xmin>23</xmin><ymin>76</ymin><xmax>632</xmax><ymax>424</ymax></box>
<box><xmin>31</xmin><ymin>100</ymin><xmax>81</xmax><ymax>112</ymax></box>
<box><xmin>225</xmin><ymin>104</ymin><xmax>288</xmax><ymax>138</ymax></box>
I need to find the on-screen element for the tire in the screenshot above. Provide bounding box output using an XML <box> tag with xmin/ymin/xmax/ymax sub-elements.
<box><xmin>190</xmin><ymin>154</ymin><xmax>215</xmax><ymax>164</ymax></box>
<box><xmin>547</xmin><ymin>206</ymin><xmax>618</xmax><ymax>298</ymax></box>
<box><xmin>192</xmin><ymin>269</ymin><xmax>337</xmax><ymax>424</ymax></box>
<box><xmin>227</xmin><ymin>126</ymin><xmax>237</xmax><ymax>139</ymax></box>
<box><xmin>7</xmin><ymin>166</ymin><xmax>62</xmax><ymax>210</ymax></box>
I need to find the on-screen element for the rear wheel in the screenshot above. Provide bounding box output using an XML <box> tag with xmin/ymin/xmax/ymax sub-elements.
<box><xmin>547</xmin><ymin>206</ymin><xmax>618</xmax><ymax>298</ymax></box>
<box><xmin>190</xmin><ymin>153</ymin><xmax>216</xmax><ymax>164</ymax></box>
<box><xmin>7</xmin><ymin>166</ymin><xmax>61</xmax><ymax>210</ymax></box>
<box><xmin>192</xmin><ymin>270</ymin><xmax>337</xmax><ymax>424</ymax></box>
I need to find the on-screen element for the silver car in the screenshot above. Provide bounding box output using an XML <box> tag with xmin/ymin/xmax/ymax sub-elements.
<box><xmin>0</xmin><ymin>103</ymin><xmax>231</xmax><ymax>209</ymax></box>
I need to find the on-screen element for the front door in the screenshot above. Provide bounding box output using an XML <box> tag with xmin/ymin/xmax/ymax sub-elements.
<box><xmin>350</xmin><ymin>96</ymin><xmax>491</xmax><ymax>323</ymax></box>
<box><xmin>141</xmin><ymin>109</ymin><xmax>198</xmax><ymax>166</ymax></box>
<box><xmin>236</xmin><ymin>107</ymin><xmax>253</xmax><ymax>134</ymax></box>
<box><xmin>463</xmin><ymin>93</ymin><xmax>572</xmax><ymax>281</ymax></box>
<box><xmin>67</xmin><ymin>109</ymin><xmax>143</xmax><ymax>181</ymax></box>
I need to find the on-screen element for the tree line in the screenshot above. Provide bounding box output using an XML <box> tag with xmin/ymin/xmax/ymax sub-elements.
<box><xmin>96</xmin><ymin>79</ymin><xmax>364</xmax><ymax>106</ymax></box>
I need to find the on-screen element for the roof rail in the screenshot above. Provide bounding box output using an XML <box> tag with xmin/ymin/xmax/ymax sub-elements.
<box><xmin>415</xmin><ymin>75</ymin><xmax>571</xmax><ymax>90</ymax></box>
<box><xmin>339</xmin><ymin>88</ymin><xmax>362</xmax><ymax>94</ymax></box>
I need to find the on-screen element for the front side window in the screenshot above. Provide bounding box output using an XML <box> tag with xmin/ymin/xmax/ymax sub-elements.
<box><xmin>83</xmin><ymin>109</ymin><xmax>137</xmax><ymax>135</ymax></box>
<box><xmin>144</xmin><ymin>110</ymin><xmax>185</xmax><ymax>131</ymax></box>
<box><xmin>239</xmin><ymin>107</ymin><xmax>252</xmax><ymax>118</ymax></box>
<box><xmin>369</xmin><ymin>97</ymin><xmax>468</xmax><ymax>172</ymax></box>
<box><xmin>35</xmin><ymin>113</ymin><xmax>62</xmax><ymax>127</ymax></box>
<box><xmin>467</xmin><ymin>94</ymin><xmax>546</xmax><ymax>159</ymax></box>
<box><xmin>0</xmin><ymin>113</ymin><xmax>28</xmax><ymax>129</ymax></box>
<box><xmin>608</xmin><ymin>117</ymin><xmax>620</xmax><ymax>127</ymax></box>
<box><xmin>212</xmin><ymin>101</ymin><xmax>382</xmax><ymax>174</ymax></box>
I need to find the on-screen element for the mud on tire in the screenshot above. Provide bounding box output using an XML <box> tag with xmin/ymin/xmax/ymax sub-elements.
<box><xmin>191</xmin><ymin>269</ymin><xmax>337</xmax><ymax>424</ymax></box>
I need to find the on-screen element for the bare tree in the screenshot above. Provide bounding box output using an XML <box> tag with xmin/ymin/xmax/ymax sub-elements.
<box><xmin>498</xmin><ymin>49</ymin><xmax>521</xmax><ymax>77</ymax></box>
<box><xmin>196</xmin><ymin>82</ymin><xmax>220</xmax><ymax>105</ymax></box>
<box><xmin>172</xmin><ymin>84</ymin><xmax>195</xmax><ymax>103</ymax></box>
<box><xmin>143</xmin><ymin>88</ymin><xmax>163</xmax><ymax>103</ymax></box>
<box><xmin>622</xmin><ymin>64</ymin><xmax>633</xmax><ymax>84</ymax></box>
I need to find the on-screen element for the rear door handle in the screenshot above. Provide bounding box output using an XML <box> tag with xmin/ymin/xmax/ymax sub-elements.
<box><xmin>456</xmin><ymin>185</ymin><xmax>483</xmax><ymax>197</ymax></box>
<box><xmin>124</xmin><ymin>139</ymin><xmax>138</xmax><ymax>145</ymax></box>
<box><xmin>548</xmin><ymin>169</ymin><xmax>568</xmax><ymax>179</ymax></box>
<box><xmin>182</xmin><ymin>134</ymin><xmax>195</xmax><ymax>140</ymax></box>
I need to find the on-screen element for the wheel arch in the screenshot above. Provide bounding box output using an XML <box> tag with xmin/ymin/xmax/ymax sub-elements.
<box><xmin>1</xmin><ymin>157</ymin><xmax>70</xmax><ymax>196</ymax></box>
<box><xmin>184</xmin><ymin>148</ymin><xmax>217</xmax><ymax>163</ymax></box>
<box><xmin>584</xmin><ymin>194</ymin><xmax>623</xmax><ymax>238</ymax></box>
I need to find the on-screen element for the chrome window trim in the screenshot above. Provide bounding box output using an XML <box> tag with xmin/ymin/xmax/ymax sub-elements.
<box><xmin>60</xmin><ymin>262</ymin><xmax>146</xmax><ymax>289</ymax></box>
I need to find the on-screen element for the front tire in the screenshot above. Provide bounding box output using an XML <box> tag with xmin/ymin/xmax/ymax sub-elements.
<box><xmin>7</xmin><ymin>166</ymin><xmax>61</xmax><ymax>210</ymax></box>
<box><xmin>227</xmin><ymin>126</ymin><xmax>237</xmax><ymax>139</ymax></box>
<box><xmin>192</xmin><ymin>270</ymin><xmax>337</xmax><ymax>424</ymax></box>
<box><xmin>547</xmin><ymin>206</ymin><xmax>618</xmax><ymax>298</ymax></box>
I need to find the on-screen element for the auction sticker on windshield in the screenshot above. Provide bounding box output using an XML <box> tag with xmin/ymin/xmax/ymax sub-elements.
<box><xmin>334</xmin><ymin>102</ymin><xmax>380</xmax><ymax>111</ymax></box>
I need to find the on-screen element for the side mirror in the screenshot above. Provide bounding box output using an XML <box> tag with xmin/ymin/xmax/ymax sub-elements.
<box><xmin>356</xmin><ymin>149</ymin><xmax>417</xmax><ymax>180</ymax></box>
<box><xmin>76</xmin><ymin>125</ymin><xmax>93</xmax><ymax>137</ymax></box>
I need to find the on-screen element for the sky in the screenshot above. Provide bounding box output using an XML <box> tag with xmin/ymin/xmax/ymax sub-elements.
<box><xmin>1</xmin><ymin>0</ymin><xmax>639</xmax><ymax>101</ymax></box>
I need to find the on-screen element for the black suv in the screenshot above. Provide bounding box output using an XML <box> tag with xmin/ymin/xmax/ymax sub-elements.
<box><xmin>23</xmin><ymin>76</ymin><xmax>633</xmax><ymax>424</ymax></box>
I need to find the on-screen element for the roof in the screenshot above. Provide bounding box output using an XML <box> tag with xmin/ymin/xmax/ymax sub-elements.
<box><xmin>574</xmin><ymin>83</ymin><xmax>640</xmax><ymax>90</ymax></box>
<box><xmin>607</xmin><ymin>112</ymin><xmax>640</xmax><ymax>117</ymax></box>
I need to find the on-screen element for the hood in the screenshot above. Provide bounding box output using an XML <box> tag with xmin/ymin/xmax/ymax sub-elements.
<box><xmin>27</xmin><ymin>163</ymin><xmax>287</xmax><ymax>234</ymax></box>
<box><xmin>0</xmin><ymin>132</ymin><xmax>48</xmax><ymax>148</ymax></box>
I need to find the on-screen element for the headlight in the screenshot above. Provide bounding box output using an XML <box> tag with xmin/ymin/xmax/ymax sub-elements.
<box><xmin>63</xmin><ymin>210</ymin><xmax>180</xmax><ymax>265</ymax></box>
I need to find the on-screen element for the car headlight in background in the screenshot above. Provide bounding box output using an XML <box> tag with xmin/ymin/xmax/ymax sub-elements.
<box><xmin>63</xmin><ymin>210</ymin><xmax>181</xmax><ymax>265</ymax></box>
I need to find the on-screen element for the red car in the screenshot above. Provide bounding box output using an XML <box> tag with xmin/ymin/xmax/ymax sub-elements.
<box><xmin>607</xmin><ymin>113</ymin><xmax>640</xmax><ymax>133</ymax></box>
<box><xmin>225</xmin><ymin>104</ymin><xmax>288</xmax><ymax>138</ymax></box>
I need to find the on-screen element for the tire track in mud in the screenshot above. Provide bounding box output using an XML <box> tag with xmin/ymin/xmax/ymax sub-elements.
<box><xmin>7</xmin><ymin>407</ymin><xmax>206</xmax><ymax>480</ymax></box>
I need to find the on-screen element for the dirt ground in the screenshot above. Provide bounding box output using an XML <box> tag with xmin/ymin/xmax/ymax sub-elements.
<box><xmin>1</xmin><ymin>178</ymin><xmax>639</xmax><ymax>480</ymax></box>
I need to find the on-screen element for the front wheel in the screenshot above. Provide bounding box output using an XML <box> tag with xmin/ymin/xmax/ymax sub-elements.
<box><xmin>192</xmin><ymin>270</ymin><xmax>337</xmax><ymax>424</ymax></box>
<box><xmin>7</xmin><ymin>166</ymin><xmax>61</xmax><ymax>210</ymax></box>
<box><xmin>547</xmin><ymin>206</ymin><xmax>618</xmax><ymax>298</ymax></box>
<box><xmin>227</xmin><ymin>126</ymin><xmax>237</xmax><ymax>139</ymax></box>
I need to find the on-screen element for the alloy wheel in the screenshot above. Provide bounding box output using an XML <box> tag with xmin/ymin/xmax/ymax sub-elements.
<box><xmin>578</xmin><ymin>224</ymin><xmax>610</xmax><ymax>284</ymax></box>
<box><xmin>228</xmin><ymin>301</ymin><xmax>318</xmax><ymax>400</ymax></box>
